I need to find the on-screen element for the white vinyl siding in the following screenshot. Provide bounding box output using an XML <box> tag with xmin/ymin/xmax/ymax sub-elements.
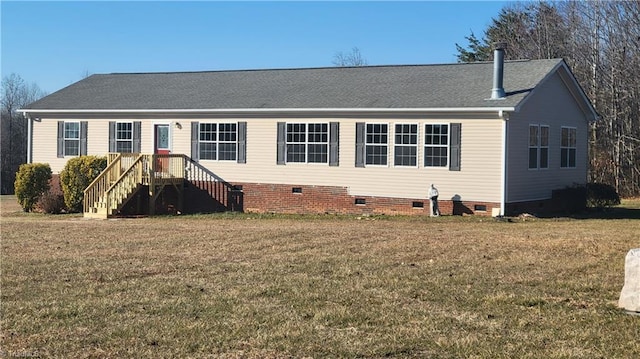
<box><xmin>33</xmin><ymin>116</ymin><xmax>503</xmax><ymax>203</ymax></box>
<box><xmin>507</xmin><ymin>71</ymin><xmax>589</xmax><ymax>202</ymax></box>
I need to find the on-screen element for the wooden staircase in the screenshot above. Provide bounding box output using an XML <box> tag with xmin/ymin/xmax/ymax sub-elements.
<box><xmin>84</xmin><ymin>153</ymin><xmax>186</xmax><ymax>218</ymax></box>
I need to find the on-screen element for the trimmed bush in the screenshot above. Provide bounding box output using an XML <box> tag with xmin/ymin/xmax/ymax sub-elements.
<box><xmin>14</xmin><ymin>163</ymin><xmax>52</xmax><ymax>212</ymax></box>
<box><xmin>60</xmin><ymin>156</ymin><xmax>107</xmax><ymax>213</ymax></box>
<box><xmin>587</xmin><ymin>182</ymin><xmax>620</xmax><ymax>209</ymax></box>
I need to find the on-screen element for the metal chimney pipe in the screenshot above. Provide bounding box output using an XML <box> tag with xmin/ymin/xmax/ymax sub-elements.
<box><xmin>491</xmin><ymin>42</ymin><xmax>507</xmax><ymax>99</ymax></box>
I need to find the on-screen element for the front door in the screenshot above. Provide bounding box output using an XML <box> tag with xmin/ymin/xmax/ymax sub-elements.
<box><xmin>154</xmin><ymin>124</ymin><xmax>171</xmax><ymax>173</ymax></box>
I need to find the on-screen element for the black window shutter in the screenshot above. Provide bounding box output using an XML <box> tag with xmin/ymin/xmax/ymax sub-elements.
<box><xmin>277</xmin><ymin>122</ymin><xmax>286</xmax><ymax>165</ymax></box>
<box><xmin>355</xmin><ymin>122</ymin><xmax>365</xmax><ymax>167</ymax></box>
<box><xmin>80</xmin><ymin>121</ymin><xmax>88</xmax><ymax>156</ymax></box>
<box><xmin>191</xmin><ymin>122</ymin><xmax>199</xmax><ymax>161</ymax></box>
<box><xmin>133</xmin><ymin>121</ymin><xmax>142</xmax><ymax>153</ymax></box>
<box><xmin>237</xmin><ymin>121</ymin><xmax>247</xmax><ymax>164</ymax></box>
<box><xmin>108</xmin><ymin>121</ymin><xmax>116</xmax><ymax>152</ymax></box>
<box><xmin>57</xmin><ymin>121</ymin><xmax>64</xmax><ymax>158</ymax></box>
<box><xmin>449</xmin><ymin>123</ymin><xmax>461</xmax><ymax>171</ymax></box>
<box><xmin>329</xmin><ymin>122</ymin><xmax>339</xmax><ymax>166</ymax></box>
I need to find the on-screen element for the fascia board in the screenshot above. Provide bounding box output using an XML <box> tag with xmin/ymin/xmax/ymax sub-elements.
<box><xmin>20</xmin><ymin>107</ymin><xmax>515</xmax><ymax>115</ymax></box>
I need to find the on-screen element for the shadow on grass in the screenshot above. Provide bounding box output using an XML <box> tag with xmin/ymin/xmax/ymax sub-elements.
<box><xmin>572</xmin><ymin>207</ymin><xmax>640</xmax><ymax>220</ymax></box>
<box><xmin>536</xmin><ymin>206</ymin><xmax>640</xmax><ymax>220</ymax></box>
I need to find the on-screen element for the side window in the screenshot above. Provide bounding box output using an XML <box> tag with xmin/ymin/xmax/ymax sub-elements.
<box><xmin>561</xmin><ymin>127</ymin><xmax>577</xmax><ymax>168</ymax></box>
<box><xmin>424</xmin><ymin>124</ymin><xmax>448</xmax><ymax>167</ymax></box>
<box><xmin>529</xmin><ymin>125</ymin><xmax>549</xmax><ymax>169</ymax></box>
<box><xmin>394</xmin><ymin>124</ymin><xmax>417</xmax><ymax>166</ymax></box>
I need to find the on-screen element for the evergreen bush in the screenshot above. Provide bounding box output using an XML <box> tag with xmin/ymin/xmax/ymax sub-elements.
<box><xmin>587</xmin><ymin>182</ymin><xmax>620</xmax><ymax>209</ymax></box>
<box><xmin>14</xmin><ymin>163</ymin><xmax>52</xmax><ymax>212</ymax></box>
<box><xmin>60</xmin><ymin>156</ymin><xmax>107</xmax><ymax>213</ymax></box>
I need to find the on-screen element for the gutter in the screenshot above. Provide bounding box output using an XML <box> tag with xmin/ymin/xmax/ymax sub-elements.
<box><xmin>19</xmin><ymin>107</ymin><xmax>516</xmax><ymax>115</ymax></box>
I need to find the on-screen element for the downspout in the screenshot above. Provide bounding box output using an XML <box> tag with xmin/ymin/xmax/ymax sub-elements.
<box><xmin>500</xmin><ymin>112</ymin><xmax>509</xmax><ymax>216</ymax></box>
<box><xmin>26</xmin><ymin>116</ymin><xmax>33</xmax><ymax>163</ymax></box>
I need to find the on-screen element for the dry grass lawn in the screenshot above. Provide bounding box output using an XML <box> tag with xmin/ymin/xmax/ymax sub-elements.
<box><xmin>1</xmin><ymin>196</ymin><xmax>639</xmax><ymax>358</ymax></box>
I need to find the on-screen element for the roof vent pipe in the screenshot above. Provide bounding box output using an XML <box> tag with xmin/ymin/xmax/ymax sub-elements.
<box><xmin>491</xmin><ymin>42</ymin><xmax>507</xmax><ymax>100</ymax></box>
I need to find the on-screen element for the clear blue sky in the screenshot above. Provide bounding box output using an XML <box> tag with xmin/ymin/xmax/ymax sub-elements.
<box><xmin>1</xmin><ymin>1</ymin><xmax>509</xmax><ymax>94</ymax></box>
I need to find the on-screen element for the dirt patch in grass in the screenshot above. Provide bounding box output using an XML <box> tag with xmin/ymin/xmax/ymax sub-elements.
<box><xmin>1</xmin><ymin>196</ymin><xmax>639</xmax><ymax>357</ymax></box>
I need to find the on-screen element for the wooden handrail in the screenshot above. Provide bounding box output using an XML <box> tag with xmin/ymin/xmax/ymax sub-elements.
<box><xmin>84</xmin><ymin>153</ymin><xmax>188</xmax><ymax>216</ymax></box>
<box><xmin>83</xmin><ymin>153</ymin><xmax>123</xmax><ymax>213</ymax></box>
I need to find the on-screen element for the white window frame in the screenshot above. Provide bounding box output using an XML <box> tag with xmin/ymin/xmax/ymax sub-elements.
<box><xmin>285</xmin><ymin>123</ymin><xmax>329</xmax><ymax>164</ymax></box>
<box><xmin>199</xmin><ymin>122</ymin><xmax>238</xmax><ymax>161</ymax></box>
<box><xmin>63</xmin><ymin>121</ymin><xmax>80</xmax><ymax>157</ymax></box>
<box><xmin>529</xmin><ymin>124</ymin><xmax>549</xmax><ymax>170</ymax></box>
<box><xmin>561</xmin><ymin>126</ymin><xmax>577</xmax><ymax>169</ymax></box>
<box><xmin>365</xmin><ymin>123</ymin><xmax>389</xmax><ymax>166</ymax></box>
<box><xmin>116</xmin><ymin>122</ymin><xmax>133</xmax><ymax>153</ymax></box>
<box><xmin>394</xmin><ymin>123</ymin><xmax>418</xmax><ymax>167</ymax></box>
<box><xmin>424</xmin><ymin>124</ymin><xmax>449</xmax><ymax>168</ymax></box>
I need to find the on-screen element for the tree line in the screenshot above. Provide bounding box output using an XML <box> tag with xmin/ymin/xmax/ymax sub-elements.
<box><xmin>1</xmin><ymin>74</ymin><xmax>47</xmax><ymax>194</ymax></box>
<box><xmin>456</xmin><ymin>0</ymin><xmax>640</xmax><ymax>197</ymax></box>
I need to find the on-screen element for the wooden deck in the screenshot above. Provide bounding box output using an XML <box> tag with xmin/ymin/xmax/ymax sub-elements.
<box><xmin>83</xmin><ymin>153</ymin><xmax>186</xmax><ymax>218</ymax></box>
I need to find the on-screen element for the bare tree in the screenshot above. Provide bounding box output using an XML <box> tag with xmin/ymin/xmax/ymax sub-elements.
<box><xmin>332</xmin><ymin>47</ymin><xmax>368</xmax><ymax>67</ymax></box>
<box><xmin>1</xmin><ymin>74</ymin><xmax>47</xmax><ymax>194</ymax></box>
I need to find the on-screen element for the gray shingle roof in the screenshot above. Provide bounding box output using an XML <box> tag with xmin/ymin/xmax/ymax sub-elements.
<box><xmin>24</xmin><ymin>59</ymin><xmax>564</xmax><ymax>111</ymax></box>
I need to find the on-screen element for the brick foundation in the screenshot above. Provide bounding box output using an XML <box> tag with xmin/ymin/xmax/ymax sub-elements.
<box><xmin>67</xmin><ymin>170</ymin><xmax>538</xmax><ymax>217</ymax></box>
<box><xmin>234</xmin><ymin>182</ymin><xmax>499</xmax><ymax>216</ymax></box>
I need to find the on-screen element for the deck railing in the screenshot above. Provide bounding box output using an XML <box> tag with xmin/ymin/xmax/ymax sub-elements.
<box><xmin>84</xmin><ymin>153</ymin><xmax>187</xmax><ymax>217</ymax></box>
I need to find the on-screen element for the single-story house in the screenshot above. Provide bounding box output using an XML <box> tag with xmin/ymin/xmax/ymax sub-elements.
<box><xmin>20</xmin><ymin>45</ymin><xmax>597</xmax><ymax>218</ymax></box>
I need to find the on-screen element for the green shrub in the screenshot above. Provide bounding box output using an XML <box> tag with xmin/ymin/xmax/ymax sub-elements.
<box><xmin>14</xmin><ymin>163</ymin><xmax>52</xmax><ymax>212</ymax></box>
<box><xmin>60</xmin><ymin>156</ymin><xmax>107</xmax><ymax>213</ymax></box>
<box><xmin>587</xmin><ymin>182</ymin><xmax>620</xmax><ymax>209</ymax></box>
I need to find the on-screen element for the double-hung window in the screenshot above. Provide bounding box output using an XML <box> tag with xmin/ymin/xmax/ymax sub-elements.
<box><xmin>366</xmin><ymin>123</ymin><xmax>388</xmax><ymax>166</ymax></box>
<box><xmin>115</xmin><ymin>122</ymin><xmax>133</xmax><ymax>153</ymax></box>
<box><xmin>64</xmin><ymin>122</ymin><xmax>80</xmax><ymax>156</ymax></box>
<box><xmin>108</xmin><ymin>121</ymin><xmax>141</xmax><ymax>153</ymax></box>
<box><xmin>277</xmin><ymin>122</ymin><xmax>338</xmax><ymax>166</ymax></box>
<box><xmin>424</xmin><ymin>124</ymin><xmax>448</xmax><ymax>167</ymax></box>
<box><xmin>561</xmin><ymin>127</ymin><xmax>577</xmax><ymax>168</ymax></box>
<box><xmin>199</xmin><ymin>123</ymin><xmax>237</xmax><ymax>161</ymax></box>
<box><xmin>529</xmin><ymin>125</ymin><xmax>549</xmax><ymax>169</ymax></box>
<box><xmin>57</xmin><ymin>121</ymin><xmax>87</xmax><ymax>158</ymax></box>
<box><xmin>285</xmin><ymin>123</ymin><xmax>328</xmax><ymax>163</ymax></box>
<box><xmin>394</xmin><ymin>124</ymin><xmax>417</xmax><ymax>166</ymax></box>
